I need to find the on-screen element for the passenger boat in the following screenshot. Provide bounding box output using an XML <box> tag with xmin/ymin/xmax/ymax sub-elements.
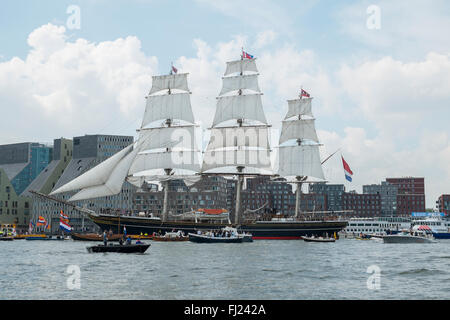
<box><xmin>302</xmin><ymin>236</ymin><xmax>335</xmax><ymax>243</ymax></box>
<box><xmin>188</xmin><ymin>227</ymin><xmax>253</xmax><ymax>243</ymax></box>
<box><xmin>87</xmin><ymin>243</ymin><xmax>150</xmax><ymax>253</ymax></box>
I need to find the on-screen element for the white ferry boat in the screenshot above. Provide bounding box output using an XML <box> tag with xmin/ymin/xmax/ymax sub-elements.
<box><xmin>340</xmin><ymin>217</ymin><xmax>411</xmax><ymax>238</ymax></box>
<box><xmin>411</xmin><ymin>213</ymin><xmax>450</xmax><ymax>239</ymax></box>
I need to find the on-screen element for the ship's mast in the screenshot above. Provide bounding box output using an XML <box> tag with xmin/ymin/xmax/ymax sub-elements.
<box><xmin>202</xmin><ymin>52</ymin><xmax>272</xmax><ymax>225</ymax></box>
<box><xmin>277</xmin><ymin>89</ymin><xmax>325</xmax><ymax>219</ymax></box>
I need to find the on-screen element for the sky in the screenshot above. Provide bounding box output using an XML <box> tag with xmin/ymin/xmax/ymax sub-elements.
<box><xmin>0</xmin><ymin>0</ymin><xmax>449</xmax><ymax>208</ymax></box>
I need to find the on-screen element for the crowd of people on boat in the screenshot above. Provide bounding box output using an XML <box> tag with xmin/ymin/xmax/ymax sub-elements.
<box><xmin>197</xmin><ymin>229</ymin><xmax>237</xmax><ymax>238</ymax></box>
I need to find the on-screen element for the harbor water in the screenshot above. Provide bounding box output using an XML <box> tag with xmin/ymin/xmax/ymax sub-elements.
<box><xmin>1</xmin><ymin>238</ymin><xmax>450</xmax><ymax>300</ymax></box>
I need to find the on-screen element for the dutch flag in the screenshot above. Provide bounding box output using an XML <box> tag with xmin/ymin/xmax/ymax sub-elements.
<box><xmin>342</xmin><ymin>156</ymin><xmax>353</xmax><ymax>182</ymax></box>
<box><xmin>60</xmin><ymin>218</ymin><xmax>72</xmax><ymax>233</ymax></box>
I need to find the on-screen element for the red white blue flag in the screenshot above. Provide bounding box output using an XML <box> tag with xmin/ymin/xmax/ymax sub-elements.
<box><xmin>242</xmin><ymin>51</ymin><xmax>254</xmax><ymax>59</ymax></box>
<box><xmin>342</xmin><ymin>156</ymin><xmax>353</xmax><ymax>182</ymax></box>
<box><xmin>60</xmin><ymin>218</ymin><xmax>72</xmax><ymax>233</ymax></box>
<box><xmin>171</xmin><ymin>65</ymin><xmax>178</xmax><ymax>74</ymax></box>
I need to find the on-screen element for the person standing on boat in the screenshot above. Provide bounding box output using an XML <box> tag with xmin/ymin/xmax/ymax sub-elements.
<box><xmin>103</xmin><ymin>230</ymin><xmax>107</xmax><ymax>246</ymax></box>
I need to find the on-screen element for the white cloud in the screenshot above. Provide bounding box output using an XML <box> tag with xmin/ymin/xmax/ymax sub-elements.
<box><xmin>337</xmin><ymin>0</ymin><xmax>450</xmax><ymax>58</ymax></box>
<box><xmin>0</xmin><ymin>24</ymin><xmax>158</xmax><ymax>144</ymax></box>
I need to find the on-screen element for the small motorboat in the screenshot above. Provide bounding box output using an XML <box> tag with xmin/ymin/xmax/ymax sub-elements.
<box><xmin>302</xmin><ymin>236</ymin><xmax>335</xmax><ymax>243</ymax></box>
<box><xmin>188</xmin><ymin>227</ymin><xmax>253</xmax><ymax>243</ymax></box>
<box><xmin>26</xmin><ymin>235</ymin><xmax>70</xmax><ymax>241</ymax></box>
<box><xmin>87</xmin><ymin>243</ymin><xmax>151</xmax><ymax>253</ymax></box>
<box><xmin>0</xmin><ymin>237</ymin><xmax>14</xmax><ymax>241</ymax></box>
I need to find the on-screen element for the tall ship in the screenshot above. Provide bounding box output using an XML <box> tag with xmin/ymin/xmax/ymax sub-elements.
<box><xmin>36</xmin><ymin>53</ymin><xmax>347</xmax><ymax>239</ymax></box>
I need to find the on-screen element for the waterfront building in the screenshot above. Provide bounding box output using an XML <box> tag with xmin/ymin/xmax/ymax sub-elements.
<box><xmin>437</xmin><ymin>194</ymin><xmax>450</xmax><ymax>215</ymax></box>
<box><xmin>363</xmin><ymin>181</ymin><xmax>398</xmax><ymax>216</ymax></box>
<box><xmin>0</xmin><ymin>142</ymin><xmax>52</xmax><ymax>195</ymax></box>
<box><xmin>0</xmin><ymin>168</ymin><xmax>31</xmax><ymax>231</ymax></box>
<box><xmin>0</xmin><ymin>142</ymin><xmax>52</xmax><ymax>231</ymax></box>
<box><xmin>133</xmin><ymin>176</ymin><xmax>228</xmax><ymax>216</ymax></box>
<box><xmin>243</xmin><ymin>176</ymin><xmax>327</xmax><ymax>217</ymax></box>
<box><xmin>386</xmin><ymin>177</ymin><xmax>425</xmax><ymax>216</ymax></box>
<box><xmin>308</xmin><ymin>183</ymin><xmax>345</xmax><ymax>212</ymax></box>
<box><xmin>342</xmin><ymin>191</ymin><xmax>381</xmax><ymax>217</ymax></box>
<box><xmin>32</xmin><ymin>134</ymin><xmax>134</xmax><ymax>233</ymax></box>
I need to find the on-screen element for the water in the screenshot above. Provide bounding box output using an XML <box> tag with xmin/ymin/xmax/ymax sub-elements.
<box><xmin>1</xmin><ymin>238</ymin><xmax>450</xmax><ymax>299</ymax></box>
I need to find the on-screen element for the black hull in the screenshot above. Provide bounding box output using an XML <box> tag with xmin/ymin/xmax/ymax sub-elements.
<box><xmin>89</xmin><ymin>214</ymin><xmax>347</xmax><ymax>240</ymax></box>
<box><xmin>188</xmin><ymin>234</ymin><xmax>244</xmax><ymax>243</ymax></box>
<box><xmin>87</xmin><ymin>244</ymin><xmax>150</xmax><ymax>253</ymax></box>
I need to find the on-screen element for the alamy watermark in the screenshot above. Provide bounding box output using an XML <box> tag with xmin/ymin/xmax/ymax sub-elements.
<box><xmin>66</xmin><ymin>265</ymin><xmax>81</xmax><ymax>290</ymax></box>
<box><xmin>366</xmin><ymin>265</ymin><xmax>381</xmax><ymax>290</ymax></box>
<box><xmin>366</xmin><ymin>5</ymin><xmax>381</xmax><ymax>30</ymax></box>
<box><xmin>66</xmin><ymin>5</ymin><xmax>81</xmax><ymax>30</ymax></box>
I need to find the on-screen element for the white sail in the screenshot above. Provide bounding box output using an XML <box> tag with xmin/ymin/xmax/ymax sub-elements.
<box><xmin>285</xmin><ymin>98</ymin><xmax>313</xmax><ymax>119</ymax></box>
<box><xmin>148</xmin><ymin>73</ymin><xmax>189</xmax><ymax>95</ymax></box>
<box><xmin>202</xmin><ymin>149</ymin><xmax>271</xmax><ymax>173</ymax></box>
<box><xmin>219</xmin><ymin>74</ymin><xmax>260</xmax><ymax>96</ymax></box>
<box><xmin>129</xmin><ymin>150</ymin><xmax>201</xmax><ymax>175</ymax></box>
<box><xmin>279</xmin><ymin>119</ymin><xmax>319</xmax><ymax>144</ymax></box>
<box><xmin>224</xmin><ymin>59</ymin><xmax>258</xmax><ymax>76</ymax></box>
<box><xmin>212</xmin><ymin>94</ymin><xmax>267</xmax><ymax>127</ymax></box>
<box><xmin>50</xmin><ymin>144</ymin><xmax>133</xmax><ymax>195</ymax></box>
<box><xmin>276</xmin><ymin>145</ymin><xmax>324</xmax><ymax>180</ymax></box>
<box><xmin>206</xmin><ymin>126</ymin><xmax>270</xmax><ymax>151</ymax></box>
<box><xmin>138</xmin><ymin>125</ymin><xmax>198</xmax><ymax>151</ymax></box>
<box><xmin>69</xmin><ymin>147</ymin><xmax>139</xmax><ymax>201</ymax></box>
<box><xmin>141</xmin><ymin>93</ymin><xmax>195</xmax><ymax>128</ymax></box>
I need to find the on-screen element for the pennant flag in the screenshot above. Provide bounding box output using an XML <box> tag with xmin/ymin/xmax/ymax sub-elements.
<box><xmin>342</xmin><ymin>156</ymin><xmax>353</xmax><ymax>182</ymax></box>
<box><xmin>242</xmin><ymin>50</ymin><xmax>254</xmax><ymax>59</ymax></box>
<box><xmin>301</xmin><ymin>89</ymin><xmax>310</xmax><ymax>98</ymax></box>
<box><xmin>59</xmin><ymin>218</ymin><xmax>72</xmax><ymax>233</ymax></box>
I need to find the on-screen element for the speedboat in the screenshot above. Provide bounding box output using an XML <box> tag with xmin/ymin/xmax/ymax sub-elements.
<box><xmin>382</xmin><ymin>229</ymin><xmax>436</xmax><ymax>244</ymax></box>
